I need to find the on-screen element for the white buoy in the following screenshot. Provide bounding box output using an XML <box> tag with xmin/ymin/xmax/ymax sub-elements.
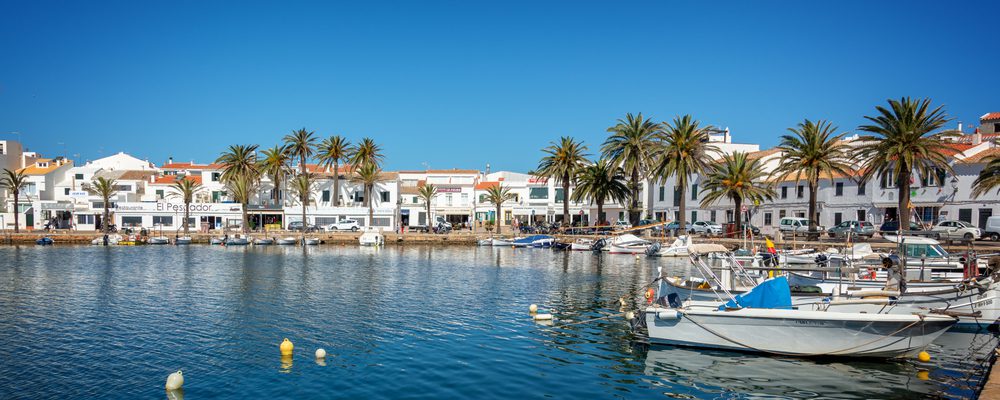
<box><xmin>533</xmin><ymin>313</ymin><xmax>554</xmax><ymax>321</ymax></box>
<box><xmin>165</xmin><ymin>370</ymin><xmax>184</xmax><ymax>391</ymax></box>
<box><xmin>315</xmin><ymin>348</ymin><xmax>327</xmax><ymax>359</ymax></box>
<box><xmin>529</xmin><ymin>304</ymin><xmax>538</xmax><ymax>313</ymax></box>
<box><xmin>625</xmin><ymin>311</ymin><xmax>635</xmax><ymax>320</ymax></box>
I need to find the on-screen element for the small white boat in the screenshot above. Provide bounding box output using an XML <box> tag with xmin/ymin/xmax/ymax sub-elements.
<box><xmin>175</xmin><ymin>236</ymin><xmax>192</xmax><ymax>245</ymax></box>
<box><xmin>359</xmin><ymin>227</ymin><xmax>384</xmax><ymax>246</ymax></box>
<box><xmin>254</xmin><ymin>238</ymin><xmax>274</xmax><ymax>245</ymax></box>
<box><xmin>647</xmin><ymin>235</ymin><xmax>692</xmax><ymax>257</ymax></box>
<box><xmin>608</xmin><ymin>234</ymin><xmax>651</xmax><ymax>254</ymax></box>
<box><xmin>570</xmin><ymin>238</ymin><xmax>595</xmax><ymax>251</ymax></box>
<box><xmin>477</xmin><ymin>238</ymin><xmax>494</xmax><ymax>246</ymax></box>
<box><xmin>210</xmin><ymin>236</ymin><xmax>226</xmax><ymax>245</ymax></box>
<box><xmin>491</xmin><ymin>237</ymin><xmax>522</xmax><ymax>246</ymax></box>
<box><xmin>276</xmin><ymin>237</ymin><xmax>298</xmax><ymax>245</ymax></box>
<box><xmin>148</xmin><ymin>236</ymin><xmax>170</xmax><ymax>245</ymax></box>
<box><xmin>91</xmin><ymin>234</ymin><xmax>123</xmax><ymax>245</ymax></box>
<box><xmin>226</xmin><ymin>236</ymin><xmax>249</xmax><ymax>246</ymax></box>
<box><xmin>304</xmin><ymin>237</ymin><xmax>320</xmax><ymax>245</ymax></box>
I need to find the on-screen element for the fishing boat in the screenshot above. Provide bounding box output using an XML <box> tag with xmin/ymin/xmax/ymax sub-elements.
<box><xmin>148</xmin><ymin>236</ymin><xmax>170</xmax><ymax>245</ymax></box>
<box><xmin>638</xmin><ymin>276</ymin><xmax>957</xmax><ymax>358</ymax></box>
<box><xmin>646</xmin><ymin>235</ymin><xmax>692</xmax><ymax>257</ymax></box>
<box><xmin>175</xmin><ymin>236</ymin><xmax>192</xmax><ymax>245</ymax></box>
<box><xmin>513</xmin><ymin>235</ymin><xmax>554</xmax><ymax>248</ymax></box>
<box><xmin>91</xmin><ymin>234</ymin><xmax>123</xmax><ymax>245</ymax></box>
<box><xmin>491</xmin><ymin>237</ymin><xmax>522</xmax><ymax>246</ymax></box>
<box><xmin>225</xmin><ymin>235</ymin><xmax>250</xmax><ymax>246</ymax></box>
<box><xmin>359</xmin><ymin>227</ymin><xmax>384</xmax><ymax>246</ymax></box>
<box><xmin>210</xmin><ymin>236</ymin><xmax>226</xmax><ymax>245</ymax></box>
<box><xmin>304</xmin><ymin>237</ymin><xmax>320</xmax><ymax>245</ymax></box>
<box><xmin>254</xmin><ymin>237</ymin><xmax>274</xmax><ymax>245</ymax></box>
<box><xmin>570</xmin><ymin>238</ymin><xmax>595</xmax><ymax>251</ymax></box>
<box><xmin>276</xmin><ymin>237</ymin><xmax>298</xmax><ymax>245</ymax></box>
<box><xmin>477</xmin><ymin>238</ymin><xmax>494</xmax><ymax>246</ymax></box>
<box><xmin>35</xmin><ymin>237</ymin><xmax>54</xmax><ymax>245</ymax></box>
<box><xmin>607</xmin><ymin>234</ymin><xmax>651</xmax><ymax>254</ymax></box>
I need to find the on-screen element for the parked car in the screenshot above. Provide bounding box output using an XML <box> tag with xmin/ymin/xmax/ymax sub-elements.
<box><xmin>738</xmin><ymin>222</ymin><xmax>761</xmax><ymax>237</ymax></box>
<box><xmin>288</xmin><ymin>221</ymin><xmax>317</xmax><ymax>232</ymax></box>
<box><xmin>931</xmin><ymin>220</ymin><xmax>981</xmax><ymax>242</ymax></box>
<box><xmin>878</xmin><ymin>220</ymin><xmax>923</xmax><ymax>234</ymax></box>
<box><xmin>691</xmin><ymin>221</ymin><xmax>723</xmax><ymax>236</ymax></box>
<box><xmin>826</xmin><ymin>220</ymin><xmax>876</xmax><ymax>239</ymax></box>
<box><xmin>636</xmin><ymin>218</ymin><xmax>662</xmax><ymax>234</ymax></box>
<box><xmin>984</xmin><ymin>216</ymin><xmax>1000</xmax><ymax>241</ymax></box>
<box><xmin>664</xmin><ymin>221</ymin><xmax>693</xmax><ymax>235</ymax></box>
<box><xmin>326</xmin><ymin>219</ymin><xmax>360</xmax><ymax>232</ymax></box>
<box><xmin>778</xmin><ymin>217</ymin><xmax>824</xmax><ymax>236</ymax></box>
<box><xmin>613</xmin><ymin>220</ymin><xmax>632</xmax><ymax>231</ymax></box>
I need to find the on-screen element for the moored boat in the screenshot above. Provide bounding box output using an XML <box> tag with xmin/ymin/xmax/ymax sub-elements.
<box><xmin>608</xmin><ymin>234</ymin><xmax>651</xmax><ymax>254</ymax></box>
<box><xmin>35</xmin><ymin>237</ymin><xmax>54</xmax><ymax>245</ymax></box>
<box><xmin>359</xmin><ymin>227</ymin><xmax>384</xmax><ymax>246</ymax></box>
<box><xmin>254</xmin><ymin>237</ymin><xmax>275</xmax><ymax>245</ymax></box>
<box><xmin>276</xmin><ymin>237</ymin><xmax>298</xmax><ymax>245</ymax></box>
<box><xmin>175</xmin><ymin>236</ymin><xmax>192</xmax><ymax>245</ymax></box>
<box><xmin>148</xmin><ymin>236</ymin><xmax>170</xmax><ymax>245</ymax></box>
<box><xmin>304</xmin><ymin>237</ymin><xmax>320</xmax><ymax>245</ymax></box>
<box><xmin>570</xmin><ymin>238</ymin><xmax>595</xmax><ymax>251</ymax></box>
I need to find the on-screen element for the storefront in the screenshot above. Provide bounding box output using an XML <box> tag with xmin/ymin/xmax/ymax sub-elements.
<box><xmin>114</xmin><ymin>201</ymin><xmax>244</xmax><ymax>232</ymax></box>
<box><xmin>39</xmin><ymin>202</ymin><xmax>74</xmax><ymax>229</ymax></box>
<box><xmin>246</xmin><ymin>205</ymin><xmax>284</xmax><ymax>231</ymax></box>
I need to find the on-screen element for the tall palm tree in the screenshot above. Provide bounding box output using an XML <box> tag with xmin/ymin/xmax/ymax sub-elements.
<box><xmin>769</xmin><ymin>119</ymin><xmax>853</xmax><ymax>238</ymax></box>
<box><xmin>260</xmin><ymin>145</ymin><xmax>291</xmax><ymax>206</ymax></box>
<box><xmin>417</xmin><ymin>183</ymin><xmax>438</xmax><ymax>229</ymax></box>
<box><xmin>352</xmin><ymin>163</ymin><xmax>382</xmax><ymax>226</ymax></box>
<box><xmin>288</xmin><ymin>173</ymin><xmax>316</xmax><ymax>239</ymax></box>
<box><xmin>284</xmin><ymin>128</ymin><xmax>318</xmax><ymax>236</ymax></box>
<box><xmin>216</xmin><ymin>144</ymin><xmax>260</xmax><ymax>184</ymax></box>
<box><xmin>87</xmin><ymin>177</ymin><xmax>118</xmax><ymax>235</ymax></box>
<box><xmin>572</xmin><ymin>159</ymin><xmax>630</xmax><ymax>226</ymax></box>
<box><xmin>857</xmin><ymin>97</ymin><xmax>955</xmax><ymax>228</ymax></box>
<box><xmin>484</xmin><ymin>184</ymin><xmax>516</xmax><ymax>234</ymax></box>
<box><xmin>350</xmin><ymin>137</ymin><xmax>384</xmax><ymax>170</ymax></box>
<box><xmin>700</xmin><ymin>152</ymin><xmax>775</xmax><ymax>235</ymax></box>
<box><xmin>0</xmin><ymin>168</ymin><xmax>29</xmax><ymax>232</ymax></box>
<box><xmin>972</xmin><ymin>155</ymin><xmax>1000</xmax><ymax>199</ymax></box>
<box><xmin>534</xmin><ymin>136</ymin><xmax>588</xmax><ymax>226</ymax></box>
<box><xmin>652</xmin><ymin>115</ymin><xmax>719</xmax><ymax>234</ymax></box>
<box><xmin>317</xmin><ymin>135</ymin><xmax>351</xmax><ymax>206</ymax></box>
<box><xmin>602</xmin><ymin>113</ymin><xmax>660</xmax><ymax>226</ymax></box>
<box><xmin>169</xmin><ymin>177</ymin><xmax>204</xmax><ymax>236</ymax></box>
<box><xmin>226</xmin><ymin>173</ymin><xmax>258</xmax><ymax>234</ymax></box>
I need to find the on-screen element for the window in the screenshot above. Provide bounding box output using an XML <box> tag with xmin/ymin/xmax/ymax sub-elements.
<box><xmin>959</xmin><ymin>209</ymin><xmax>973</xmax><ymax>224</ymax></box>
<box><xmin>658</xmin><ymin>186</ymin><xmax>665</xmax><ymax>202</ymax></box>
<box><xmin>834</xmin><ymin>212</ymin><xmax>843</xmax><ymax>225</ymax></box>
<box><xmin>113</xmin><ymin>184</ymin><xmax>132</xmax><ymax>192</ymax></box>
<box><xmin>153</xmin><ymin>216</ymin><xmax>173</xmax><ymax>226</ymax></box>
<box><xmin>414</xmin><ymin>196</ymin><xmax>420</xmax><ymax>204</ymax></box>
<box><xmin>796</xmin><ymin>185</ymin><xmax>804</xmax><ymax>198</ymax></box>
<box><xmin>920</xmin><ymin>168</ymin><xmax>946</xmax><ymax>187</ymax></box>
<box><xmin>478</xmin><ymin>194</ymin><xmax>488</xmax><ymax>204</ymax></box>
<box><xmin>726</xmin><ymin>210</ymin><xmax>734</xmax><ymax>223</ymax></box>
<box><xmin>779</xmin><ymin>210</ymin><xmax>787</xmax><ymax>219</ymax></box>
<box><xmin>446</xmin><ymin>193</ymin><xmax>453</xmax><ymax>206</ymax></box>
<box><xmin>353</xmin><ymin>191</ymin><xmax>364</xmax><ymax>203</ymax></box>
<box><xmin>211</xmin><ymin>172</ymin><xmax>221</xmax><ymax>182</ymax></box>
<box><xmin>710</xmin><ymin>210</ymin><xmax>716</xmax><ymax>222</ymax></box>
<box><xmin>858</xmin><ymin>182</ymin><xmax>866</xmax><ymax>196</ymax></box>
<box><xmin>857</xmin><ymin>210</ymin><xmax>866</xmax><ymax>221</ymax></box>
<box><xmin>75</xmin><ymin>173</ymin><xmax>84</xmax><ymax>180</ymax></box>
<box><xmin>673</xmin><ymin>186</ymin><xmax>681</xmax><ymax>206</ymax></box>
<box><xmin>691</xmin><ymin>211</ymin><xmax>697</xmax><ymax>222</ymax></box>
<box><xmin>372</xmin><ymin>217</ymin><xmax>391</xmax><ymax>227</ymax></box>
<box><xmin>322</xmin><ymin>190</ymin><xmax>330</xmax><ymax>202</ymax></box>
<box><xmin>764</xmin><ymin>212</ymin><xmax>772</xmax><ymax>226</ymax></box>
<box><xmin>529</xmin><ymin>187</ymin><xmax>548</xmax><ymax>199</ymax></box>
<box><xmin>835</xmin><ymin>182</ymin><xmax>843</xmax><ymax>196</ymax></box>
<box><xmin>64</xmin><ymin>188</ymin><xmax>70</xmax><ymax>195</ymax></box>
<box><xmin>155</xmin><ymin>189</ymin><xmax>164</xmax><ymax>200</ymax></box>
<box><xmin>461</xmin><ymin>193</ymin><xmax>469</xmax><ymax>205</ymax></box>
<box><xmin>380</xmin><ymin>191</ymin><xmax>390</xmax><ymax>203</ymax></box>
<box><xmin>555</xmin><ymin>188</ymin><xmax>565</xmax><ymax>203</ymax></box>
<box><xmin>691</xmin><ymin>184</ymin><xmax>698</xmax><ymax>200</ymax></box>
<box><xmin>76</xmin><ymin>215</ymin><xmax>95</xmax><ymax>224</ymax></box>
<box><xmin>121</xmin><ymin>216</ymin><xmax>143</xmax><ymax>227</ymax></box>
<box><xmin>781</xmin><ymin>186</ymin><xmax>788</xmax><ymax>199</ymax></box>
<box><xmin>880</xmin><ymin>174</ymin><xmax>897</xmax><ymax>189</ymax></box>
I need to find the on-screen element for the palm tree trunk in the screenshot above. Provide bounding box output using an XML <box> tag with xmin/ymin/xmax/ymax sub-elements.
<box><xmin>733</xmin><ymin>196</ymin><xmax>743</xmax><ymax>238</ymax></box>
<box><xmin>242</xmin><ymin>202</ymin><xmax>249</xmax><ymax>234</ymax></box>
<box><xmin>301</xmin><ymin>155</ymin><xmax>307</xmax><ymax>243</ymax></box>
<box><xmin>13</xmin><ymin>194</ymin><xmax>19</xmax><ymax>233</ymax></box>
<box><xmin>630</xmin><ymin>169</ymin><xmax>640</xmax><ymax>226</ymax></box>
<box><xmin>426</xmin><ymin>201</ymin><xmax>432</xmax><ymax>231</ymax></box>
<box><xmin>184</xmin><ymin>201</ymin><xmax>190</xmax><ymax>236</ymax></box>
<box><xmin>678</xmin><ymin>179</ymin><xmax>687</xmax><ymax>235</ymax></box>
<box><xmin>103</xmin><ymin>201</ymin><xmax>110</xmax><ymax>235</ymax></box>
<box><xmin>496</xmin><ymin>204</ymin><xmax>502</xmax><ymax>234</ymax></box>
<box><xmin>596</xmin><ymin>198</ymin><xmax>604</xmax><ymax>226</ymax></box>
<box><xmin>562</xmin><ymin>173</ymin><xmax>570</xmax><ymax>227</ymax></box>
<box><xmin>807</xmin><ymin>180</ymin><xmax>818</xmax><ymax>239</ymax></box>
<box><xmin>333</xmin><ymin>160</ymin><xmax>340</xmax><ymax>207</ymax></box>
<box><xmin>898</xmin><ymin>169</ymin><xmax>911</xmax><ymax>231</ymax></box>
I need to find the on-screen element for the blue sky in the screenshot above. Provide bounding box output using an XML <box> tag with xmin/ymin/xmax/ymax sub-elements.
<box><xmin>1</xmin><ymin>1</ymin><xmax>997</xmax><ymax>172</ymax></box>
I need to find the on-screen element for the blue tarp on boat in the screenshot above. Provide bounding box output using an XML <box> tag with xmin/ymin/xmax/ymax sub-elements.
<box><xmin>719</xmin><ymin>276</ymin><xmax>792</xmax><ymax>310</ymax></box>
<box><xmin>513</xmin><ymin>235</ymin><xmax>553</xmax><ymax>246</ymax></box>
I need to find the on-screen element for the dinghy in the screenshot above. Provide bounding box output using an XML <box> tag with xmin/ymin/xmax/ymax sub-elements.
<box><xmin>175</xmin><ymin>236</ymin><xmax>192</xmax><ymax>245</ymax></box>
<box><xmin>276</xmin><ymin>237</ymin><xmax>298</xmax><ymax>245</ymax></box>
<box><xmin>607</xmin><ymin>234</ymin><xmax>651</xmax><ymax>254</ymax></box>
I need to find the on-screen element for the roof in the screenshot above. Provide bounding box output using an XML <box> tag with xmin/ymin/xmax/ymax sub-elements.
<box><xmin>768</xmin><ymin>169</ymin><xmax>863</xmax><ymax>183</ymax></box>
<box><xmin>17</xmin><ymin>158</ymin><xmax>72</xmax><ymax>176</ymax></box>
<box><xmin>981</xmin><ymin>112</ymin><xmax>1000</xmax><ymax>121</ymax></box>
<box><xmin>150</xmin><ymin>175</ymin><xmax>203</xmax><ymax>185</ymax></box>
<box><xmin>746</xmin><ymin>148</ymin><xmax>782</xmax><ymax>161</ymax></box>
<box><xmin>160</xmin><ymin>162</ymin><xmax>222</xmax><ymax>170</ymax></box>
<box><xmin>93</xmin><ymin>170</ymin><xmax>158</xmax><ymax>181</ymax></box>
<box><xmin>398</xmin><ymin>169</ymin><xmax>480</xmax><ymax>174</ymax></box>
<box><xmin>940</xmin><ymin>143</ymin><xmax>974</xmax><ymax>157</ymax></box>
<box><xmin>958</xmin><ymin>147</ymin><xmax>1000</xmax><ymax>164</ymax></box>
<box><xmin>475</xmin><ymin>181</ymin><xmax>500</xmax><ymax>190</ymax></box>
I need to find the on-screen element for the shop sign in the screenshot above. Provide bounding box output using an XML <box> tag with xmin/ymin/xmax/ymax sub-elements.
<box><xmin>115</xmin><ymin>202</ymin><xmax>242</xmax><ymax>213</ymax></box>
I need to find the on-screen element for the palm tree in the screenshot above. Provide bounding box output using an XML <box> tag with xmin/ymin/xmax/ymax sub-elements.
<box><xmin>352</xmin><ymin>163</ymin><xmax>382</xmax><ymax>225</ymax></box>
<box><xmin>534</xmin><ymin>136</ymin><xmax>588</xmax><ymax>226</ymax></box>
<box><xmin>288</xmin><ymin>173</ymin><xmax>316</xmax><ymax>239</ymax></box>
<box><xmin>169</xmin><ymin>177</ymin><xmax>204</xmax><ymax>236</ymax></box>
<box><xmin>699</xmin><ymin>152</ymin><xmax>775</xmax><ymax>236</ymax></box>
<box><xmin>652</xmin><ymin>115</ymin><xmax>719</xmax><ymax>234</ymax></box>
<box><xmin>572</xmin><ymin>159</ymin><xmax>630</xmax><ymax>226</ymax></box>
<box><xmin>216</xmin><ymin>144</ymin><xmax>260</xmax><ymax>184</ymax></box>
<box><xmin>769</xmin><ymin>119</ymin><xmax>853</xmax><ymax>238</ymax></box>
<box><xmin>350</xmin><ymin>137</ymin><xmax>384</xmax><ymax>170</ymax></box>
<box><xmin>226</xmin><ymin>173</ymin><xmax>258</xmax><ymax>234</ymax></box>
<box><xmin>484</xmin><ymin>184</ymin><xmax>516</xmax><ymax>234</ymax></box>
<box><xmin>417</xmin><ymin>183</ymin><xmax>438</xmax><ymax>230</ymax></box>
<box><xmin>972</xmin><ymin>155</ymin><xmax>1000</xmax><ymax>199</ymax></box>
<box><xmin>284</xmin><ymin>128</ymin><xmax>318</xmax><ymax>236</ymax></box>
<box><xmin>260</xmin><ymin>145</ymin><xmax>291</xmax><ymax>206</ymax></box>
<box><xmin>87</xmin><ymin>177</ymin><xmax>118</xmax><ymax>235</ymax></box>
<box><xmin>603</xmin><ymin>113</ymin><xmax>660</xmax><ymax>226</ymax></box>
<box><xmin>317</xmin><ymin>135</ymin><xmax>351</xmax><ymax>206</ymax></box>
<box><xmin>857</xmin><ymin>97</ymin><xmax>955</xmax><ymax>228</ymax></box>
<box><xmin>0</xmin><ymin>168</ymin><xmax>29</xmax><ymax>232</ymax></box>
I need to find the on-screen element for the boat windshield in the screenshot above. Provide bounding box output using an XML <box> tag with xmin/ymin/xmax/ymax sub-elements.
<box><xmin>903</xmin><ymin>244</ymin><xmax>947</xmax><ymax>258</ymax></box>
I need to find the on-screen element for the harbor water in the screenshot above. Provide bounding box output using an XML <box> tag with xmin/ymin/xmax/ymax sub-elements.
<box><xmin>0</xmin><ymin>245</ymin><xmax>996</xmax><ymax>399</ymax></box>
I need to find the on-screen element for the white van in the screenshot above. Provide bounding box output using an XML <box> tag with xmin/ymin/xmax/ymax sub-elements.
<box><xmin>984</xmin><ymin>216</ymin><xmax>1000</xmax><ymax>241</ymax></box>
<box><xmin>778</xmin><ymin>217</ymin><xmax>823</xmax><ymax>235</ymax></box>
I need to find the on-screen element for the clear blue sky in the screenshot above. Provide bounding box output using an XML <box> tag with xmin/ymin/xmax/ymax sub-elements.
<box><xmin>2</xmin><ymin>1</ymin><xmax>997</xmax><ymax>172</ymax></box>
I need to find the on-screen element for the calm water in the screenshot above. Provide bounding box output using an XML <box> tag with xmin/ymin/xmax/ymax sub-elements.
<box><xmin>0</xmin><ymin>245</ymin><xmax>996</xmax><ymax>399</ymax></box>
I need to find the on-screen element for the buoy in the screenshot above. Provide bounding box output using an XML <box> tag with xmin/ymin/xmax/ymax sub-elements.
<box><xmin>165</xmin><ymin>370</ymin><xmax>184</xmax><ymax>390</ymax></box>
<box><xmin>917</xmin><ymin>351</ymin><xmax>931</xmax><ymax>362</ymax></box>
<box><xmin>315</xmin><ymin>348</ymin><xmax>326</xmax><ymax>359</ymax></box>
<box><xmin>529</xmin><ymin>304</ymin><xmax>538</xmax><ymax>313</ymax></box>
<box><xmin>280</xmin><ymin>338</ymin><xmax>294</xmax><ymax>355</ymax></box>
<box><xmin>625</xmin><ymin>310</ymin><xmax>635</xmax><ymax>320</ymax></box>
<box><xmin>645</xmin><ymin>287</ymin><xmax>656</xmax><ymax>304</ymax></box>
<box><xmin>635</xmin><ymin>254</ymin><xmax>640</xmax><ymax>260</ymax></box>
<box><xmin>916</xmin><ymin>370</ymin><xmax>929</xmax><ymax>381</ymax></box>
<box><xmin>533</xmin><ymin>313</ymin><xmax>554</xmax><ymax>321</ymax></box>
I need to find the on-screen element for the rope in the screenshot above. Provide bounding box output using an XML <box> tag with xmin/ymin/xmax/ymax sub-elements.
<box><xmin>536</xmin><ymin>313</ymin><xmax>625</xmax><ymax>332</ymax></box>
<box><xmin>679</xmin><ymin>310</ymin><xmax>925</xmax><ymax>357</ymax></box>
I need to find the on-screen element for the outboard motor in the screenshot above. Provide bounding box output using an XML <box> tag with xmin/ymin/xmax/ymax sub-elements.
<box><xmin>813</xmin><ymin>254</ymin><xmax>828</xmax><ymax>266</ymax></box>
<box><xmin>760</xmin><ymin>252</ymin><xmax>777</xmax><ymax>267</ymax></box>
<box><xmin>646</xmin><ymin>242</ymin><xmax>662</xmax><ymax>257</ymax></box>
<box><xmin>591</xmin><ymin>238</ymin><xmax>606</xmax><ymax>253</ymax></box>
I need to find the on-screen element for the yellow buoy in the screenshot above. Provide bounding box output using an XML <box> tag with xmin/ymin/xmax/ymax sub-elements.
<box><xmin>916</xmin><ymin>370</ymin><xmax>930</xmax><ymax>381</ymax></box>
<box><xmin>529</xmin><ymin>304</ymin><xmax>538</xmax><ymax>313</ymax></box>
<box><xmin>280</xmin><ymin>338</ymin><xmax>294</xmax><ymax>355</ymax></box>
<box><xmin>917</xmin><ymin>351</ymin><xmax>931</xmax><ymax>362</ymax></box>
<box><xmin>315</xmin><ymin>348</ymin><xmax>327</xmax><ymax>359</ymax></box>
<box><xmin>165</xmin><ymin>370</ymin><xmax>184</xmax><ymax>391</ymax></box>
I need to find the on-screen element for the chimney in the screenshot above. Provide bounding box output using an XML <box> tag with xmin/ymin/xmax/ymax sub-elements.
<box><xmin>485</xmin><ymin>163</ymin><xmax>490</xmax><ymax>176</ymax></box>
<box><xmin>168</xmin><ymin>156</ymin><xmax>173</xmax><ymax>165</ymax></box>
<box><xmin>974</xmin><ymin>128</ymin><xmax>983</xmax><ymax>145</ymax></box>
<box><xmin>724</xmin><ymin>127</ymin><xmax>731</xmax><ymax>143</ymax></box>
<box><xmin>958</xmin><ymin>122</ymin><xmax>963</xmax><ymax>133</ymax></box>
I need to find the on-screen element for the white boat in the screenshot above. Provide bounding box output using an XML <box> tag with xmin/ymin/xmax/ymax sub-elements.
<box><xmin>490</xmin><ymin>237</ymin><xmax>522</xmax><ymax>246</ymax></box>
<box><xmin>882</xmin><ymin>235</ymin><xmax>966</xmax><ymax>270</ymax></box>
<box><xmin>276</xmin><ymin>237</ymin><xmax>298</xmax><ymax>245</ymax></box>
<box><xmin>647</xmin><ymin>235</ymin><xmax>692</xmax><ymax>257</ymax></box>
<box><xmin>148</xmin><ymin>236</ymin><xmax>170</xmax><ymax>245</ymax></box>
<box><xmin>254</xmin><ymin>238</ymin><xmax>274</xmax><ymax>245</ymax></box>
<box><xmin>175</xmin><ymin>236</ymin><xmax>192</xmax><ymax>245</ymax></box>
<box><xmin>640</xmin><ymin>277</ymin><xmax>957</xmax><ymax>358</ymax></box>
<box><xmin>607</xmin><ymin>234</ymin><xmax>651</xmax><ymax>254</ymax></box>
<box><xmin>359</xmin><ymin>227</ymin><xmax>384</xmax><ymax>246</ymax></box>
<box><xmin>210</xmin><ymin>236</ymin><xmax>226</xmax><ymax>245</ymax></box>
<box><xmin>570</xmin><ymin>238</ymin><xmax>595</xmax><ymax>251</ymax></box>
<box><xmin>477</xmin><ymin>238</ymin><xmax>494</xmax><ymax>246</ymax></box>
<box><xmin>225</xmin><ymin>236</ymin><xmax>249</xmax><ymax>246</ymax></box>
<box><xmin>91</xmin><ymin>234</ymin><xmax>122</xmax><ymax>245</ymax></box>
<box><xmin>304</xmin><ymin>237</ymin><xmax>320</xmax><ymax>245</ymax></box>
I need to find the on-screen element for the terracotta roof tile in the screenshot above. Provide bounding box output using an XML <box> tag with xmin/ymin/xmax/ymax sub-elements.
<box><xmin>981</xmin><ymin>112</ymin><xmax>1000</xmax><ymax>121</ymax></box>
<box><xmin>475</xmin><ymin>181</ymin><xmax>499</xmax><ymax>190</ymax></box>
<box><xmin>160</xmin><ymin>162</ymin><xmax>223</xmax><ymax>170</ymax></box>
<box><xmin>959</xmin><ymin>147</ymin><xmax>1000</xmax><ymax>164</ymax></box>
<box><xmin>18</xmin><ymin>159</ymin><xmax>72</xmax><ymax>175</ymax></box>
<box><xmin>151</xmin><ymin>175</ymin><xmax>203</xmax><ymax>185</ymax></box>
